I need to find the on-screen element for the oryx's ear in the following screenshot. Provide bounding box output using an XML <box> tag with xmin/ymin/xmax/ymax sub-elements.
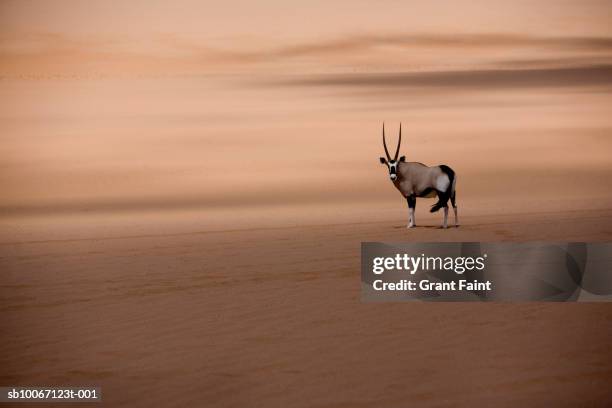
<box><xmin>399</xmin><ymin>156</ymin><xmax>406</xmax><ymax>162</ymax></box>
<box><xmin>379</xmin><ymin>157</ymin><xmax>387</xmax><ymax>164</ymax></box>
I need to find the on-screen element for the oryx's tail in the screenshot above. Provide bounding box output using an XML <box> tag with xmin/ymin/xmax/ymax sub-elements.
<box><xmin>430</xmin><ymin>165</ymin><xmax>455</xmax><ymax>213</ymax></box>
<box><xmin>430</xmin><ymin>201</ymin><xmax>445</xmax><ymax>213</ymax></box>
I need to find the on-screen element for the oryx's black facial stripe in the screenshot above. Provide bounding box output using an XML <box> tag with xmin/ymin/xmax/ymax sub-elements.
<box><xmin>389</xmin><ymin>160</ymin><xmax>397</xmax><ymax>173</ymax></box>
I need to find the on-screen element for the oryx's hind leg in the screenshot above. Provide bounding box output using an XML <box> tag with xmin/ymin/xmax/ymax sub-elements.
<box><xmin>406</xmin><ymin>194</ymin><xmax>416</xmax><ymax>228</ymax></box>
<box><xmin>434</xmin><ymin>190</ymin><xmax>449</xmax><ymax>229</ymax></box>
<box><xmin>443</xmin><ymin>205</ymin><xmax>449</xmax><ymax>229</ymax></box>
<box><xmin>450</xmin><ymin>188</ymin><xmax>459</xmax><ymax>227</ymax></box>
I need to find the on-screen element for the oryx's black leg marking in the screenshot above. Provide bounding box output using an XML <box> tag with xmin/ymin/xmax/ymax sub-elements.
<box><xmin>407</xmin><ymin>194</ymin><xmax>416</xmax><ymax>208</ymax></box>
<box><xmin>407</xmin><ymin>194</ymin><xmax>416</xmax><ymax>228</ymax></box>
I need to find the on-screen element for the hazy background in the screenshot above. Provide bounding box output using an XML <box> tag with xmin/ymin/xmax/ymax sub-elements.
<box><xmin>1</xmin><ymin>0</ymin><xmax>612</xmax><ymax>238</ymax></box>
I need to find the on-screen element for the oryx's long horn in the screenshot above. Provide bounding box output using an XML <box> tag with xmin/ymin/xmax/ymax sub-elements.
<box><xmin>394</xmin><ymin>123</ymin><xmax>402</xmax><ymax>160</ymax></box>
<box><xmin>382</xmin><ymin>122</ymin><xmax>391</xmax><ymax>160</ymax></box>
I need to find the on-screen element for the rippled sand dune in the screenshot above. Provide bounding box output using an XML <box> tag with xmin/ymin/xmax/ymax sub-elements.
<box><xmin>1</xmin><ymin>209</ymin><xmax>612</xmax><ymax>406</ymax></box>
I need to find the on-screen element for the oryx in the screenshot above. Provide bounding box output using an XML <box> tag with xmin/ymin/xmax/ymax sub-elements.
<box><xmin>379</xmin><ymin>123</ymin><xmax>458</xmax><ymax>229</ymax></box>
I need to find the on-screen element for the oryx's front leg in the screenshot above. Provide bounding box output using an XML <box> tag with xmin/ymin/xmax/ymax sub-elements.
<box><xmin>407</xmin><ymin>194</ymin><xmax>416</xmax><ymax>228</ymax></box>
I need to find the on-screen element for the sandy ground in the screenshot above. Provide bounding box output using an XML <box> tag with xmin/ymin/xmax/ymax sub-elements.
<box><xmin>1</xmin><ymin>208</ymin><xmax>611</xmax><ymax>407</ymax></box>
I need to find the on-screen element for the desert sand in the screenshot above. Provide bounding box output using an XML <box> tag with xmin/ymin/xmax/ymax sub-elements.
<box><xmin>1</xmin><ymin>208</ymin><xmax>612</xmax><ymax>407</ymax></box>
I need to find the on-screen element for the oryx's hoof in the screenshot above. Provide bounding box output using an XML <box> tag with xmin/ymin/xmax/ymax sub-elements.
<box><xmin>407</xmin><ymin>224</ymin><xmax>416</xmax><ymax>229</ymax></box>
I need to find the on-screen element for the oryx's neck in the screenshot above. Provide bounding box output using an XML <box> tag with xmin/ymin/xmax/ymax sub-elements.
<box><xmin>391</xmin><ymin>162</ymin><xmax>404</xmax><ymax>185</ymax></box>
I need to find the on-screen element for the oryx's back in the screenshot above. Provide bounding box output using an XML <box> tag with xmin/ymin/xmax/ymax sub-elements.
<box><xmin>397</xmin><ymin>162</ymin><xmax>453</xmax><ymax>196</ymax></box>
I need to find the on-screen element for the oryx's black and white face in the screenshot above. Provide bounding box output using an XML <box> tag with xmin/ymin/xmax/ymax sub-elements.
<box><xmin>380</xmin><ymin>156</ymin><xmax>406</xmax><ymax>181</ymax></box>
<box><xmin>379</xmin><ymin>123</ymin><xmax>405</xmax><ymax>181</ymax></box>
